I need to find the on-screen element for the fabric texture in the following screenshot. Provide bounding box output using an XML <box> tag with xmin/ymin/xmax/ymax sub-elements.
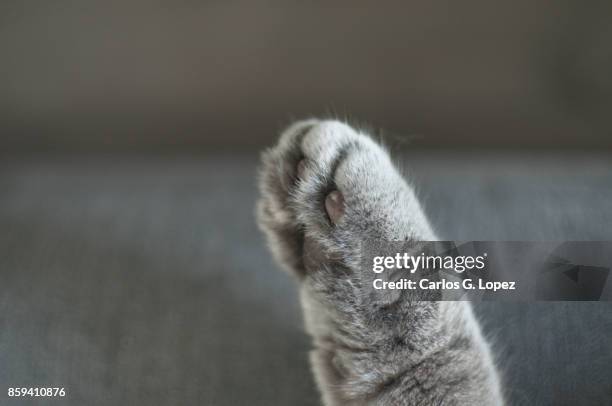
<box><xmin>1</xmin><ymin>153</ymin><xmax>611</xmax><ymax>405</ymax></box>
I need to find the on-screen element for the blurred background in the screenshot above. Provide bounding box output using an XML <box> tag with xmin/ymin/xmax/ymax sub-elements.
<box><xmin>1</xmin><ymin>1</ymin><xmax>611</xmax><ymax>405</ymax></box>
<box><xmin>1</xmin><ymin>0</ymin><xmax>612</xmax><ymax>153</ymax></box>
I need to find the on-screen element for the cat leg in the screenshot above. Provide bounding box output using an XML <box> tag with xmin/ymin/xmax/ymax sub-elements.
<box><xmin>257</xmin><ymin>120</ymin><xmax>503</xmax><ymax>406</ymax></box>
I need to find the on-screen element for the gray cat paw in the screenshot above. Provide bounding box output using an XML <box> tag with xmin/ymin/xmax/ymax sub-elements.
<box><xmin>257</xmin><ymin>121</ymin><xmax>502</xmax><ymax>406</ymax></box>
<box><xmin>257</xmin><ymin>119</ymin><xmax>425</xmax><ymax>278</ymax></box>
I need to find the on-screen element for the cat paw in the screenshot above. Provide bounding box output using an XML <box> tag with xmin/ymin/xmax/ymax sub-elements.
<box><xmin>257</xmin><ymin>119</ymin><xmax>433</xmax><ymax>278</ymax></box>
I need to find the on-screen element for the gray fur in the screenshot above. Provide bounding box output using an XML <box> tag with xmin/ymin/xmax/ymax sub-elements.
<box><xmin>257</xmin><ymin>120</ymin><xmax>503</xmax><ymax>405</ymax></box>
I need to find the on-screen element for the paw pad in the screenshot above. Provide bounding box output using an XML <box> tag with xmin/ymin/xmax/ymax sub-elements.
<box><xmin>325</xmin><ymin>190</ymin><xmax>344</xmax><ymax>224</ymax></box>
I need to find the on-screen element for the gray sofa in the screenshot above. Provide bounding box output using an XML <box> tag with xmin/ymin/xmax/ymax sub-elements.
<box><xmin>1</xmin><ymin>153</ymin><xmax>611</xmax><ymax>405</ymax></box>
